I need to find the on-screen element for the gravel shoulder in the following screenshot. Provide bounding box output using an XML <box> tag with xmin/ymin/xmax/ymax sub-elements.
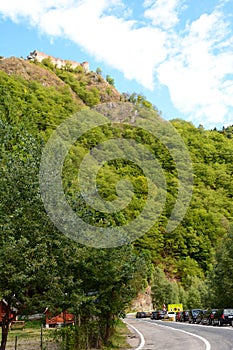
<box><xmin>124</xmin><ymin>322</ymin><xmax>141</xmax><ymax>349</ymax></box>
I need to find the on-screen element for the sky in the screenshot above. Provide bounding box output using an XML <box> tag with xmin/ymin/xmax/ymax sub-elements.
<box><xmin>0</xmin><ymin>0</ymin><xmax>233</xmax><ymax>130</ymax></box>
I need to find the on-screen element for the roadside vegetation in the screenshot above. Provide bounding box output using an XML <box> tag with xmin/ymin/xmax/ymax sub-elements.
<box><xmin>1</xmin><ymin>319</ymin><xmax>129</xmax><ymax>350</ymax></box>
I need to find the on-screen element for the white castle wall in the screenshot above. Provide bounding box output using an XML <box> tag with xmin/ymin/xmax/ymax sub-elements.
<box><xmin>27</xmin><ymin>50</ymin><xmax>90</xmax><ymax>72</ymax></box>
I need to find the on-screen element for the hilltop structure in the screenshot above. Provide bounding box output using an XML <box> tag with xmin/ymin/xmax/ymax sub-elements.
<box><xmin>27</xmin><ymin>49</ymin><xmax>90</xmax><ymax>73</ymax></box>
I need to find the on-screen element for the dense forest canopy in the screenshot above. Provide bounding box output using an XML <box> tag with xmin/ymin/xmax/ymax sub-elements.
<box><xmin>1</xmin><ymin>55</ymin><xmax>233</xmax><ymax>281</ymax></box>
<box><xmin>0</xmin><ymin>55</ymin><xmax>233</xmax><ymax>348</ymax></box>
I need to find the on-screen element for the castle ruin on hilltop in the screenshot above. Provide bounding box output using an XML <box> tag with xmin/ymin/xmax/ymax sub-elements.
<box><xmin>27</xmin><ymin>50</ymin><xmax>90</xmax><ymax>73</ymax></box>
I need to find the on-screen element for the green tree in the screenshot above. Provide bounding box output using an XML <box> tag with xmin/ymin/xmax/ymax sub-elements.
<box><xmin>41</xmin><ymin>57</ymin><xmax>55</xmax><ymax>70</ymax></box>
<box><xmin>75</xmin><ymin>246</ymin><xmax>148</xmax><ymax>344</ymax></box>
<box><xmin>151</xmin><ymin>266</ymin><xmax>179</xmax><ymax>309</ymax></box>
<box><xmin>0</xmin><ymin>122</ymin><xmax>77</xmax><ymax>349</ymax></box>
<box><xmin>0</xmin><ymin>121</ymin><xmax>149</xmax><ymax>349</ymax></box>
<box><xmin>96</xmin><ymin>67</ymin><xmax>102</xmax><ymax>75</ymax></box>
<box><xmin>106</xmin><ymin>74</ymin><xmax>115</xmax><ymax>86</ymax></box>
<box><xmin>185</xmin><ymin>277</ymin><xmax>207</xmax><ymax>309</ymax></box>
<box><xmin>209</xmin><ymin>226</ymin><xmax>233</xmax><ymax>307</ymax></box>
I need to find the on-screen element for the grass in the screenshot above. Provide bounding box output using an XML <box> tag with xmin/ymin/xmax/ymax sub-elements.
<box><xmin>101</xmin><ymin>319</ymin><xmax>130</xmax><ymax>350</ymax></box>
<box><xmin>6</xmin><ymin>320</ymin><xmax>49</xmax><ymax>340</ymax></box>
<box><xmin>0</xmin><ymin>320</ymin><xmax>59</xmax><ymax>349</ymax></box>
<box><xmin>0</xmin><ymin>319</ymin><xmax>130</xmax><ymax>350</ymax></box>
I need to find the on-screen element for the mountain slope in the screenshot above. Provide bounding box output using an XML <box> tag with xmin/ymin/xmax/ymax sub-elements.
<box><xmin>0</xmin><ymin>54</ymin><xmax>233</xmax><ymax>285</ymax></box>
<box><xmin>0</xmin><ymin>56</ymin><xmax>121</xmax><ymax>137</ymax></box>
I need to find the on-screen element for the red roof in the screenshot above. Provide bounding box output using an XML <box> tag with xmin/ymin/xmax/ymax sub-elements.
<box><xmin>46</xmin><ymin>311</ymin><xmax>74</xmax><ymax>325</ymax></box>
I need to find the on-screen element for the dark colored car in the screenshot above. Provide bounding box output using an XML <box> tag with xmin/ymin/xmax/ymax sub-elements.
<box><xmin>157</xmin><ymin>310</ymin><xmax>166</xmax><ymax>320</ymax></box>
<box><xmin>196</xmin><ymin>310</ymin><xmax>207</xmax><ymax>324</ymax></box>
<box><xmin>212</xmin><ymin>308</ymin><xmax>233</xmax><ymax>326</ymax></box>
<box><xmin>188</xmin><ymin>309</ymin><xmax>202</xmax><ymax>323</ymax></box>
<box><xmin>136</xmin><ymin>311</ymin><xmax>146</xmax><ymax>318</ymax></box>
<box><xmin>201</xmin><ymin>309</ymin><xmax>218</xmax><ymax>325</ymax></box>
<box><xmin>150</xmin><ymin>310</ymin><xmax>165</xmax><ymax>320</ymax></box>
<box><xmin>181</xmin><ymin>310</ymin><xmax>190</xmax><ymax>322</ymax></box>
<box><xmin>175</xmin><ymin>311</ymin><xmax>188</xmax><ymax>322</ymax></box>
<box><xmin>151</xmin><ymin>311</ymin><xmax>158</xmax><ymax>320</ymax></box>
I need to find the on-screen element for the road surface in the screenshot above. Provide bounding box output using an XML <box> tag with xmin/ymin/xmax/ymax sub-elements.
<box><xmin>125</xmin><ymin>315</ymin><xmax>233</xmax><ymax>350</ymax></box>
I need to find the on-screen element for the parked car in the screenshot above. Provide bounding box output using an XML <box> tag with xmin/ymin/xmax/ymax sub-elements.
<box><xmin>151</xmin><ymin>311</ymin><xmax>158</xmax><ymax>320</ymax></box>
<box><xmin>157</xmin><ymin>310</ymin><xmax>166</xmax><ymax>320</ymax></box>
<box><xmin>201</xmin><ymin>309</ymin><xmax>218</xmax><ymax>325</ymax></box>
<box><xmin>164</xmin><ymin>311</ymin><xmax>176</xmax><ymax>321</ymax></box>
<box><xmin>176</xmin><ymin>310</ymin><xmax>189</xmax><ymax>322</ymax></box>
<box><xmin>188</xmin><ymin>309</ymin><xmax>202</xmax><ymax>323</ymax></box>
<box><xmin>212</xmin><ymin>308</ymin><xmax>233</xmax><ymax>326</ymax></box>
<box><xmin>136</xmin><ymin>311</ymin><xmax>151</xmax><ymax>318</ymax></box>
<box><xmin>136</xmin><ymin>311</ymin><xmax>146</xmax><ymax>318</ymax></box>
<box><xmin>196</xmin><ymin>309</ymin><xmax>207</xmax><ymax>324</ymax></box>
<box><xmin>176</xmin><ymin>311</ymin><xmax>183</xmax><ymax>322</ymax></box>
<box><xmin>181</xmin><ymin>310</ymin><xmax>189</xmax><ymax>322</ymax></box>
<box><xmin>150</xmin><ymin>310</ymin><xmax>165</xmax><ymax>320</ymax></box>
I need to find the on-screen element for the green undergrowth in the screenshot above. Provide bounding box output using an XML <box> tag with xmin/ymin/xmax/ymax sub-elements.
<box><xmin>101</xmin><ymin>320</ymin><xmax>130</xmax><ymax>350</ymax></box>
<box><xmin>3</xmin><ymin>319</ymin><xmax>130</xmax><ymax>349</ymax></box>
<box><xmin>2</xmin><ymin>320</ymin><xmax>56</xmax><ymax>343</ymax></box>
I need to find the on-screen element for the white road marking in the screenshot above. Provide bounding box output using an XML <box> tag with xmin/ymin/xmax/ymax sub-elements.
<box><xmin>144</xmin><ymin>320</ymin><xmax>211</xmax><ymax>350</ymax></box>
<box><xmin>123</xmin><ymin>320</ymin><xmax>145</xmax><ymax>350</ymax></box>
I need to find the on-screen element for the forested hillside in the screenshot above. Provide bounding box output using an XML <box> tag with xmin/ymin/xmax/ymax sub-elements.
<box><xmin>0</xmin><ymin>55</ymin><xmax>233</xmax><ymax>349</ymax></box>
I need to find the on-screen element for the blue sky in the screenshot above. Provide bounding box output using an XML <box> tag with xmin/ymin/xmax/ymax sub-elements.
<box><xmin>0</xmin><ymin>0</ymin><xmax>233</xmax><ymax>129</ymax></box>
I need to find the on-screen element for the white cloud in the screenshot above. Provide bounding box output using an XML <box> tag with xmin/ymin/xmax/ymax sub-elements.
<box><xmin>35</xmin><ymin>0</ymin><xmax>168</xmax><ymax>89</ymax></box>
<box><xmin>143</xmin><ymin>0</ymin><xmax>184</xmax><ymax>29</ymax></box>
<box><xmin>0</xmin><ymin>0</ymin><xmax>168</xmax><ymax>89</ymax></box>
<box><xmin>157</xmin><ymin>10</ymin><xmax>233</xmax><ymax>126</ymax></box>
<box><xmin>0</xmin><ymin>0</ymin><xmax>69</xmax><ymax>22</ymax></box>
<box><xmin>0</xmin><ymin>0</ymin><xmax>233</xmax><ymax>127</ymax></box>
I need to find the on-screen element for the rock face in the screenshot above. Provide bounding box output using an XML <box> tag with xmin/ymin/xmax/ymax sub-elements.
<box><xmin>0</xmin><ymin>57</ymin><xmax>66</xmax><ymax>87</ymax></box>
<box><xmin>0</xmin><ymin>56</ymin><xmax>121</xmax><ymax>104</ymax></box>
<box><xmin>130</xmin><ymin>285</ymin><xmax>153</xmax><ymax>312</ymax></box>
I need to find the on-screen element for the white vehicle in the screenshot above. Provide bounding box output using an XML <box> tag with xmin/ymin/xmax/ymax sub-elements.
<box><xmin>165</xmin><ymin>311</ymin><xmax>176</xmax><ymax>321</ymax></box>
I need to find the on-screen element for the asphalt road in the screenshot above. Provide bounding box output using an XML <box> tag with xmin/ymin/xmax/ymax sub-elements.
<box><xmin>125</xmin><ymin>316</ymin><xmax>233</xmax><ymax>350</ymax></box>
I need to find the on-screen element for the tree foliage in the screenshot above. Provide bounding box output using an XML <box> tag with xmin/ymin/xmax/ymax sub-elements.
<box><xmin>207</xmin><ymin>226</ymin><xmax>233</xmax><ymax>307</ymax></box>
<box><xmin>0</xmin><ymin>120</ymin><xmax>148</xmax><ymax>349</ymax></box>
<box><xmin>0</xmin><ymin>122</ymin><xmax>63</xmax><ymax>348</ymax></box>
<box><xmin>106</xmin><ymin>74</ymin><xmax>115</xmax><ymax>86</ymax></box>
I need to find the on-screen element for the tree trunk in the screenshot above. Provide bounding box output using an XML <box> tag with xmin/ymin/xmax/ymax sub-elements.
<box><xmin>1</xmin><ymin>311</ymin><xmax>10</xmax><ymax>350</ymax></box>
<box><xmin>104</xmin><ymin>313</ymin><xmax>113</xmax><ymax>343</ymax></box>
